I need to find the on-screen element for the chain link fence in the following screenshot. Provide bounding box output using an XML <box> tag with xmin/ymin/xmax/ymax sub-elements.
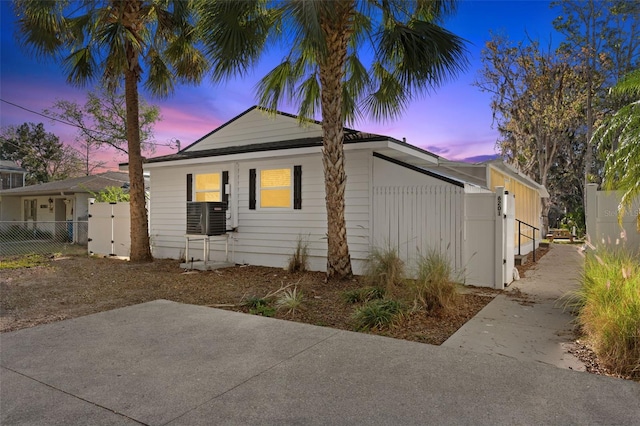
<box><xmin>0</xmin><ymin>221</ymin><xmax>88</xmax><ymax>257</ymax></box>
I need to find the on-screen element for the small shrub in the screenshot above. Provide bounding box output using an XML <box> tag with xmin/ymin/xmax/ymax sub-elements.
<box><xmin>249</xmin><ymin>304</ymin><xmax>276</xmax><ymax>317</ymax></box>
<box><xmin>411</xmin><ymin>249</ymin><xmax>459</xmax><ymax>312</ymax></box>
<box><xmin>91</xmin><ymin>186</ymin><xmax>130</xmax><ymax>202</ymax></box>
<box><xmin>364</xmin><ymin>245</ymin><xmax>405</xmax><ymax>296</ymax></box>
<box><xmin>353</xmin><ymin>299</ymin><xmax>403</xmax><ymax>331</ymax></box>
<box><xmin>342</xmin><ymin>286</ymin><xmax>385</xmax><ymax>304</ymax></box>
<box><xmin>575</xmin><ymin>248</ymin><xmax>640</xmax><ymax>379</ymax></box>
<box><xmin>275</xmin><ymin>287</ymin><xmax>304</xmax><ymax>316</ymax></box>
<box><xmin>245</xmin><ymin>296</ymin><xmax>269</xmax><ymax>310</ymax></box>
<box><xmin>287</xmin><ymin>235</ymin><xmax>309</xmax><ymax>273</ymax></box>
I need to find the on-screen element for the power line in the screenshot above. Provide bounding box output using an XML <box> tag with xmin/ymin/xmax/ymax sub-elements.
<box><xmin>0</xmin><ymin>98</ymin><xmax>177</xmax><ymax>148</ymax></box>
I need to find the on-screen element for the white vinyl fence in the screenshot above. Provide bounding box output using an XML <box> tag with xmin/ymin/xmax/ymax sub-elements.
<box><xmin>372</xmin><ymin>185</ymin><xmax>464</xmax><ymax>272</ymax></box>
<box><xmin>372</xmin><ymin>185</ymin><xmax>515</xmax><ymax>289</ymax></box>
<box><xmin>88</xmin><ymin>202</ymin><xmax>131</xmax><ymax>257</ymax></box>
<box><xmin>585</xmin><ymin>184</ymin><xmax>640</xmax><ymax>253</ymax></box>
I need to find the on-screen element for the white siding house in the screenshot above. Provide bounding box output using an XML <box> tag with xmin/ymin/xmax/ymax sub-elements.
<box><xmin>143</xmin><ymin>106</ymin><xmax>519</xmax><ymax>288</ymax></box>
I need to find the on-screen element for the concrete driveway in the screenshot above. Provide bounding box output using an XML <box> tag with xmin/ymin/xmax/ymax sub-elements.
<box><xmin>1</xmin><ymin>299</ymin><xmax>638</xmax><ymax>425</ymax></box>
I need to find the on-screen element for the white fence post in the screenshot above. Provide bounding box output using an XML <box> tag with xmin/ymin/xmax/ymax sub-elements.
<box><xmin>494</xmin><ymin>187</ymin><xmax>506</xmax><ymax>289</ymax></box>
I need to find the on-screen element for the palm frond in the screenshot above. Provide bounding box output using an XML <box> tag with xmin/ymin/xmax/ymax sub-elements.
<box><xmin>14</xmin><ymin>0</ymin><xmax>67</xmax><ymax>56</ymax></box>
<box><xmin>360</xmin><ymin>62</ymin><xmax>409</xmax><ymax>122</ymax></box>
<box><xmin>145</xmin><ymin>48</ymin><xmax>174</xmax><ymax>97</ymax></box>
<box><xmin>256</xmin><ymin>60</ymin><xmax>298</xmax><ymax>112</ymax></box>
<box><xmin>612</xmin><ymin>69</ymin><xmax>640</xmax><ymax>98</ymax></box>
<box><xmin>64</xmin><ymin>47</ymin><xmax>97</xmax><ymax>86</ymax></box>
<box><xmin>377</xmin><ymin>19</ymin><xmax>468</xmax><ymax>92</ymax></box>
<box><xmin>197</xmin><ymin>0</ymin><xmax>275</xmax><ymax>80</ymax></box>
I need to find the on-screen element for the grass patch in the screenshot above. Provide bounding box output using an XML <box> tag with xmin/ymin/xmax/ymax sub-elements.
<box><xmin>573</xmin><ymin>248</ymin><xmax>640</xmax><ymax>379</ymax></box>
<box><xmin>410</xmin><ymin>249</ymin><xmax>459</xmax><ymax>312</ymax></box>
<box><xmin>353</xmin><ymin>299</ymin><xmax>403</xmax><ymax>331</ymax></box>
<box><xmin>0</xmin><ymin>254</ymin><xmax>49</xmax><ymax>270</ymax></box>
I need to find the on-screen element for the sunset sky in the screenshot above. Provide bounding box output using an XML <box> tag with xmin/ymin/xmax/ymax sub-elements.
<box><xmin>0</xmin><ymin>1</ymin><xmax>560</xmax><ymax>169</ymax></box>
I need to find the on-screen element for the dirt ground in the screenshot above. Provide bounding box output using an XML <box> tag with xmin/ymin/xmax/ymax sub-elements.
<box><xmin>1</xmin><ymin>248</ymin><xmax>627</xmax><ymax>381</ymax></box>
<box><xmin>0</xmin><ymin>255</ymin><xmax>502</xmax><ymax>345</ymax></box>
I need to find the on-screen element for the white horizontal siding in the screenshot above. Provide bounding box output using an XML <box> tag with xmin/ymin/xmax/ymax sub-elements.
<box><xmin>186</xmin><ymin>109</ymin><xmax>324</xmax><ymax>152</ymax></box>
<box><xmin>148</xmin><ymin>150</ymin><xmax>372</xmax><ymax>272</ymax></box>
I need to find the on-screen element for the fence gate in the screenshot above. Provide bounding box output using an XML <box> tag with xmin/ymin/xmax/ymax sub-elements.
<box><xmin>372</xmin><ymin>185</ymin><xmax>465</xmax><ymax>274</ymax></box>
<box><xmin>88</xmin><ymin>202</ymin><xmax>130</xmax><ymax>257</ymax></box>
<box><xmin>464</xmin><ymin>187</ymin><xmax>515</xmax><ymax>289</ymax></box>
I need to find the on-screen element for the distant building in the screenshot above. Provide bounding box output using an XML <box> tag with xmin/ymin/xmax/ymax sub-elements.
<box><xmin>0</xmin><ymin>171</ymin><xmax>130</xmax><ymax>223</ymax></box>
<box><xmin>0</xmin><ymin>160</ymin><xmax>27</xmax><ymax>190</ymax></box>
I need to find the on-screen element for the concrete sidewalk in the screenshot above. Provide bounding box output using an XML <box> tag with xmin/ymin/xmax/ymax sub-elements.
<box><xmin>443</xmin><ymin>244</ymin><xmax>586</xmax><ymax>371</ymax></box>
<box><xmin>2</xmin><ymin>298</ymin><xmax>638</xmax><ymax>425</ymax></box>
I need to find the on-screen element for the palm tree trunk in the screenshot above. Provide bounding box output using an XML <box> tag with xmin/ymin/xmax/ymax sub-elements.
<box><xmin>122</xmin><ymin>0</ymin><xmax>152</xmax><ymax>262</ymax></box>
<box><xmin>318</xmin><ymin>3</ymin><xmax>353</xmax><ymax>280</ymax></box>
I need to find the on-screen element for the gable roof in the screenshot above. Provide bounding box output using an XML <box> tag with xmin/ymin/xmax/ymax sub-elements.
<box><xmin>0</xmin><ymin>172</ymin><xmax>129</xmax><ymax>197</ymax></box>
<box><xmin>140</xmin><ymin>106</ymin><xmax>440</xmax><ymax>168</ymax></box>
<box><xmin>180</xmin><ymin>106</ymin><xmax>327</xmax><ymax>152</ymax></box>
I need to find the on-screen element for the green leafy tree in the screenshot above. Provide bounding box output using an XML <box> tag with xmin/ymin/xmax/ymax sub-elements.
<box><xmin>91</xmin><ymin>186</ymin><xmax>131</xmax><ymax>203</ymax></box>
<box><xmin>198</xmin><ymin>0</ymin><xmax>467</xmax><ymax>279</ymax></box>
<box><xmin>45</xmin><ymin>87</ymin><xmax>162</xmax><ymax>175</ymax></box>
<box><xmin>14</xmin><ymin>0</ymin><xmax>208</xmax><ymax>261</ymax></box>
<box><xmin>552</xmin><ymin>0</ymin><xmax>640</xmax><ymax>188</ymax></box>
<box><xmin>0</xmin><ymin>122</ymin><xmax>83</xmax><ymax>184</ymax></box>
<box><xmin>595</xmin><ymin>69</ymin><xmax>640</xmax><ymax>229</ymax></box>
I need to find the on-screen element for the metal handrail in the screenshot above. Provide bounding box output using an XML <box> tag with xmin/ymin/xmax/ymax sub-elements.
<box><xmin>516</xmin><ymin>219</ymin><xmax>539</xmax><ymax>262</ymax></box>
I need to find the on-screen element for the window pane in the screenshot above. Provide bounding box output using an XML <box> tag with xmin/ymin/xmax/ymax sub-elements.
<box><xmin>261</xmin><ymin>169</ymin><xmax>290</xmax><ymax>188</ymax></box>
<box><xmin>261</xmin><ymin>189</ymin><xmax>291</xmax><ymax>207</ymax></box>
<box><xmin>195</xmin><ymin>191</ymin><xmax>221</xmax><ymax>202</ymax></box>
<box><xmin>195</xmin><ymin>173</ymin><xmax>220</xmax><ymax>191</ymax></box>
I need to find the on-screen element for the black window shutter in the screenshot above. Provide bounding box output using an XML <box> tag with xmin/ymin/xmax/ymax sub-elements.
<box><xmin>186</xmin><ymin>174</ymin><xmax>193</xmax><ymax>202</ymax></box>
<box><xmin>222</xmin><ymin>171</ymin><xmax>229</xmax><ymax>205</ymax></box>
<box><xmin>293</xmin><ymin>165</ymin><xmax>302</xmax><ymax>210</ymax></box>
<box><xmin>249</xmin><ymin>169</ymin><xmax>256</xmax><ymax>210</ymax></box>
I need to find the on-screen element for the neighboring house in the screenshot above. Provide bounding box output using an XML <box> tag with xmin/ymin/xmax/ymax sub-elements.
<box><xmin>0</xmin><ymin>160</ymin><xmax>26</xmax><ymax>190</ymax></box>
<box><xmin>140</xmin><ymin>106</ymin><xmax>544</xmax><ymax>288</ymax></box>
<box><xmin>428</xmin><ymin>159</ymin><xmax>550</xmax><ymax>255</ymax></box>
<box><xmin>0</xmin><ymin>172</ymin><xmax>130</xmax><ymax>243</ymax></box>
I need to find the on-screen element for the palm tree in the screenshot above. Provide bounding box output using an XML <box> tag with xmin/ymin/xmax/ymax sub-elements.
<box><xmin>198</xmin><ymin>0</ymin><xmax>467</xmax><ymax>279</ymax></box>
<box><xmin>595</xmin><ymin>69</ymin><xmax>640</xmax><ymax>230</ymax></box>
<box><xmin>14</xmin><ymin>0</ymin><xmax>208</xmax><ymax>261</ymax></box>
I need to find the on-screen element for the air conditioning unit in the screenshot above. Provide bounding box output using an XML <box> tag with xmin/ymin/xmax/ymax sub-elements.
<box><xmin>186</xmin><ymin>202</ymin><xmax>227</xmax><ymax>236</ymax></box>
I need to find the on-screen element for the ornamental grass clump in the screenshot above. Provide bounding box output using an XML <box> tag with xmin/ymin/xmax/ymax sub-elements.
<box><xmin>287</xmin><ymin>235</ymin><xmax>309</xmax><ymax>273</ymax></box>
<box><xmin>342</xmin><ymin>286</ymin><xmax>386</xmax><ymax>304</ymax></box>
<box><xmin>412</xmin><ymin>249</ymin><xmax>459</xmax><ymax>312</ymax></box>
<box><xmin>353</xmin><ymin>299</ymin><xmax>403</xmax><ymax>331</ymax></box>
<box><xmin>275</xmin><ymin>287</ymin><xmax>304</xmax><ymax>317</ymax></box>
<box><xmin>364</xmin><ymin>244</ymin><xmax>405</xmax><ymax>297</ymax></box>
<box><xmin>576</xmin><ymin>248</ymin><xmax>640</xmax><ymax>379</ymax></box>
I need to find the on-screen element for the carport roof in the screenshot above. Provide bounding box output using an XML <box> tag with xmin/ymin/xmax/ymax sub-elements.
<box><xmin>0</xmin><ymin>172</ymin><xmax>129</xmax><ymax>196</ymax></box>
